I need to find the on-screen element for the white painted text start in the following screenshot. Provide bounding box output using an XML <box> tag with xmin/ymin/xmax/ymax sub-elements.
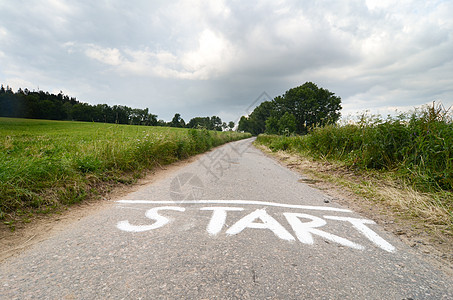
<box><xmin>116</xmin><ymin>200</ymin><xmax>396</xmax><ymax>253</ymax></box>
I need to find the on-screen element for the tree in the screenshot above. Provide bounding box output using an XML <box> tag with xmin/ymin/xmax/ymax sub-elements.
<box><xmin>171</xmin><ymin>113</ymin><xmax>185</xmax><ymax>128</ymax></box>
<box><xmin>240</xmin><ymin>82</ymin><xmax>341</xmax><ymax>135</ymax></box>
<box><xmin>93</xmin><ymin>104</ymin><xmax>114</xmax><ymax>123</ymax></box>
<box><xmin>156</xmin><ymin>119</ymin><xmax>167</xmax><ymax>126</ymax></box>
<box><xmin>38</xmin><ymin>100</ymin><xmax>58</xmax><ymax>120</ymax></box>
<box><xmin>237</xmin><ymin>116</ymin><xmax>249</xmax><ymax>132</ymax></box>
<box><xmin>62</xmin><ymin>102</ymin><xmax>73</xmax><ymax>120</ymax></box>
<box><xmin>265</xmin><ymin>112</ymin><xmax>296</xmax><ymax>135</ymax></box>
<box><xmin>265</xmin><ymin>116</ymin><xmax>279</xmax><ymax>134</ymax></box>
<box><xmin>210</xmin><ymin>116</ymin><xmax>223</xmax><ymax>131</ymax></box>
<box><xmin>238</xmin><ymin>101</ymin><xmax>274</xmax><ymax>135</ymax></box>
<box><xmin>275</xmin><ymin>82</ymin><xmax>341</xmax><ymax>134</ymax></box>
<box><xmin>187</xmin><ymin>116</ymin><xmax>211</xmax><ymax>129</ymax></box>
<box><xmin>112</xmin><ymin>105</ymin><xmax>131</xmax><ymax>124</ymax></box>
<box><xmin>228</xmin><ymin>121</ymin><xmax>235</xmax><ymax>131</ymax></box>
<box><xmin>129</xmin><ymin>108</ymin><xmax>155</xmax><ymax>125</ymax></box>
<box><xmin>187</xmin><ymin>116</ymin><xmax>223</xmax><ymax>130</ymax></box>
<box><xmin>278</xmin><ymin>112</ymin><xmax>297</xmax><ymax>135</ymax></box>
<box><xmin>143</xmin><ymin>110</ymin><xmax>158</xmax><ymax>126</ymax></box>
<box><xmin>72</xmin><ymin>103</ymin><xmax>94</xmax><ymax>121</ymax></box>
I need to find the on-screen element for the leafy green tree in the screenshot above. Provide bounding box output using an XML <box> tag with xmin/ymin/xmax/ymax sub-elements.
<box><xmin>241</xmin><ymin>82</ymin><xmax>341</xmax><ymax>135</ymax></box>
<box><xmin>112</xmin><ymin>105</ymin><xmax>131</xmax><ymax>124</ymax></box>
<box><xmin>187</xmin><ymin>116</ymin><xmax>211</xmax><ymax>129</ymax></box>
<box><xmin>275</xmin><ymin>82</ymin><xmax>341</xmax><ymax>134</ymax></box>
<box><xmin>0</xmin><ymin>87</ymin><xmax>17</xmax><ymax>117</ymax></box>
<box><xmin>187</xmin><ymin>116</ymin><xmax>224</xmax><ymax>130</ymax></box>
<box><xmin>143</xmin><ymin>110</ymin><xmax>158</xmax><ymax>126</ymax></box>
<box><xmin>238</xmin><ymin>101</ymin><xmax>274</xmax><ymax>135</ymax></box>
<box><xmin>265</xmin><ymin>116</ymin><xmax>279</xmax><ymax>134</ymax></box>
<box><xmin>237</xmin><ymin>116</ymin><xmax>249</xmax><ymax>132</ymax></box>
<box><xmin>62</xmin><ymin>102</ymin><xmax>73</xmax><ymax>120</ymax></box>
<box><xmin>72</xmin><ymin>103</ymin><xmax>94</xmax><ymax>121</ymax></box>
<box><xmin>171</xmin><ymin>113</ymin><xmax>185</xmax><ymax>127</ymax></box>
<box><xmin>278</xmin><ymin>112</ymin><xmax>297</xmax><ymax>135</ymax></box>
<box><xmin>156</xmin><ymin>119</ymin><xmax>167</xmax><ymax>126</ymax></box>
<box><xmin>228</xmin><ymin>121</ymin><xmax>235</xmax><ymax>131</ymax></box>
<box><xmin>24</xmin><ymin>94</ymin><xmax>40</xmax><ymax>118</ymax></box>
<box><xmin>210</xmin><ymin>116</ymin><xmax>223</xmax><ymax>131</ymax></box>
<box><xmin>93</xmin><ymin>104</ymin><xmax>114</xmax><ymax>123</ymax></box>
<box><xmin>38</xmin><ymin>100</ymin><xmax>58</xmax><ymax>120</ymax></box>
<box><xmin>130</xmin><ymin>108</ymin><xmax>154</xmax><ymax>125</ymax></box>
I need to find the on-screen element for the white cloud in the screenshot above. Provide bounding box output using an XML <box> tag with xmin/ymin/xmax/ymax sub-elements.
<box><xmin>365</xmin><ymin>0</ymin><xmax>395</xmax><ymax>10</ymax></box>
<box><xmin>0</xmin><ymin>26</ymin><xmax>7</xmax><ymax>39</ymax></box>
<box><xmin>180</xmin><ymin>29</ymin><xmax>234</xmax><ymax>79</ymax></box>
<box><xmin>85</xmin><ymin>45</ymin><xmax>123</xmax><ymax>66</ymax></box>
<box><xmin>71</xmin><ymin>27</ymin><xmax>235</xmax><ymax>80</ymax></box>
<box><xmin>46</xmin><ymin>0</ymin><xmax>73</xmax><ymax>14</ymax></box>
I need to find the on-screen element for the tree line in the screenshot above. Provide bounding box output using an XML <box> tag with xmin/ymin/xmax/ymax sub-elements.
<box><xmin>0</xmin><ymin>85</ymin><xmax>234</xmax><ymax>130</ymax></box>
<box><xmin>171</xmin><ymin>114</ymin><xmax>235</xmax><ymax>131</ymax></box>
<box><xmin>238</xmin><ymin>82</ymin><xmax>342</xmax><ymax>135</ymax></box>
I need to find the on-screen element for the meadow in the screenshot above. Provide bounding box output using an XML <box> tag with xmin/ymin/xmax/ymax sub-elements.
<box><xmin>0</xmin><ymin>118</ymin><xmax>251</xmax><ymax>220</ymax></box>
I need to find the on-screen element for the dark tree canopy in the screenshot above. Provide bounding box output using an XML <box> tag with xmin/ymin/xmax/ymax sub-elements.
<box><xmin>0</xmin><ymin>85</ymin><xmax>159</xmax><ymax>126</ymax></box>
<box><xmin>275</xmin><ymin>82</ymin><xmax>342</xmax><ymax>133</ymax></box>
<box><xmin>186</xmin><ymin>116</ymin><xmax>224</xmax><ymax>131</ymax></box>
<box><xmin>186</xmin><ymin>116</ymin><xmax>211</xmax><ymax>129</ymax></box>
<box><xmin>238</xmin><ymin>82</ymin><xmax>342</xmax><ymax>135</ymax></box>
<box><xmin>170</xmin><ymin>113</ymin><xmax>185</xmax><ymax>128</ymax></box>
<box><xmin>237</xmin><ymin>101</ymin><xmax>274</xmax><ymax>135</ymax></box>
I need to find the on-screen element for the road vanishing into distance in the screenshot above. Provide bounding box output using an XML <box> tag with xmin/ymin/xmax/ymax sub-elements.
<box><xmin>1</xmin><ymin>138</ymin><xmax>452</xmax><ymax>299</ymax></box>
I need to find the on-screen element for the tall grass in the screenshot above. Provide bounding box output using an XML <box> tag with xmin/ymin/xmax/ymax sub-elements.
<box><xmin>0</xmin><ymin>118</ymin><xmax>251</xmax><ymax>218</ymax></box>
<box><xmin>256</xmin><ymin>103</ymin><xmax>453</xmax><ymax>193</ymax></box>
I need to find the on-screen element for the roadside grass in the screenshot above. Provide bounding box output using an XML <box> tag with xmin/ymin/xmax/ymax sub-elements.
<box><xmin>255</xmin><ymin>103</ymin><xmax>452</xmax><ymax>236</ymax></box>
<box><xmin>0</xmin><ymin>118</ymin><xmax>251</xmax><ymax>224</ymax></box>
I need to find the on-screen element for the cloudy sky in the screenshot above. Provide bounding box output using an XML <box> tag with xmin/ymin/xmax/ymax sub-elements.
<box><xmin>1</xmin><ymin>0</ymin><xmax>452</xmax><ymax>122</ymax></box>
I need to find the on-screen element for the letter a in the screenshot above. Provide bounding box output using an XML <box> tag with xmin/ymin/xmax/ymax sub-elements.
<box><xmin>284</xmin><ymin>213</ymin><xmax>363</xmax><ymax>250</ymax></box>
<box><xmin>226</xmin><ymin>209</ymin><xmax>295</xmax><ymax>241</ymax></box>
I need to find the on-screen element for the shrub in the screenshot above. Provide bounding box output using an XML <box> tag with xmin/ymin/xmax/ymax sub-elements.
<box><xmin>256</xmin><ymin>102</ymin><xmax>452</xmax><ymax>192</ymax></box>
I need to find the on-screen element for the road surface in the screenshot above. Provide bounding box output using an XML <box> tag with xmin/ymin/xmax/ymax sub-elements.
<box><xmin>1</xmin><ymin>138</ymin><xmax>452</xmax><ymax>299</ymax></box>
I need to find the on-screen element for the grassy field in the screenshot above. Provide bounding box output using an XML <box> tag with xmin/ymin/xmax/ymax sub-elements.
<box><xmin>0</xmin><ymin>118</ymin><xmax>251</xmax><ymax>221</ymax></box>
<box><xmin>255</xmin><ymin>103</ymin><xmax>452</xmax><ymax>235</ymax></box>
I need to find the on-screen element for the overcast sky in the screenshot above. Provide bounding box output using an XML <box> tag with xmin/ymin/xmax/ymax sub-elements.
<box><xmin>1</xmin><ymin>0</ymin><xmax>452</xmax><ymax>122</ymax></box>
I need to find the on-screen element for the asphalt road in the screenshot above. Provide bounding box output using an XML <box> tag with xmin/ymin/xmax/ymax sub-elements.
<box><xmin>1</xmin><ymin>138</ymin><xmax>452</xmax><ymax>299</ymax></box>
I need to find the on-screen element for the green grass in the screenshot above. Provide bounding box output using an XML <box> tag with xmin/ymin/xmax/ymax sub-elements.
<box><xmin>255</xmin><ymin>103</ymin><xmax>452</xmax><ymax>222</ymax></box>
<box><xmin>0</xmin><ymin>118</ymin><xmax>251</xmax><ymax>218</ymax></box>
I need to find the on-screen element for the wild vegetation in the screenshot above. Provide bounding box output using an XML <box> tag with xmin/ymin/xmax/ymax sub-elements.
<box><xmin>257</xmin><ymin>103</ymin><xmax>452</xmax><ymax>192</ymax></box>
<box><xmin>255</xmin><ymin>103</ymin><xmax>452</xmax><ymax>232</ymax></box>
<box><xmin>0</xmin><ymin>118</ymin><xmax>251</xmax><ymax>221</ymax></box>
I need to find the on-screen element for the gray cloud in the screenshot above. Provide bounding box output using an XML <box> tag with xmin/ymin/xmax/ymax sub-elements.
<box><xmin>1</xmin><ymin>0</ymin><xmax>452</xmax><ymax>122</ymax></box>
